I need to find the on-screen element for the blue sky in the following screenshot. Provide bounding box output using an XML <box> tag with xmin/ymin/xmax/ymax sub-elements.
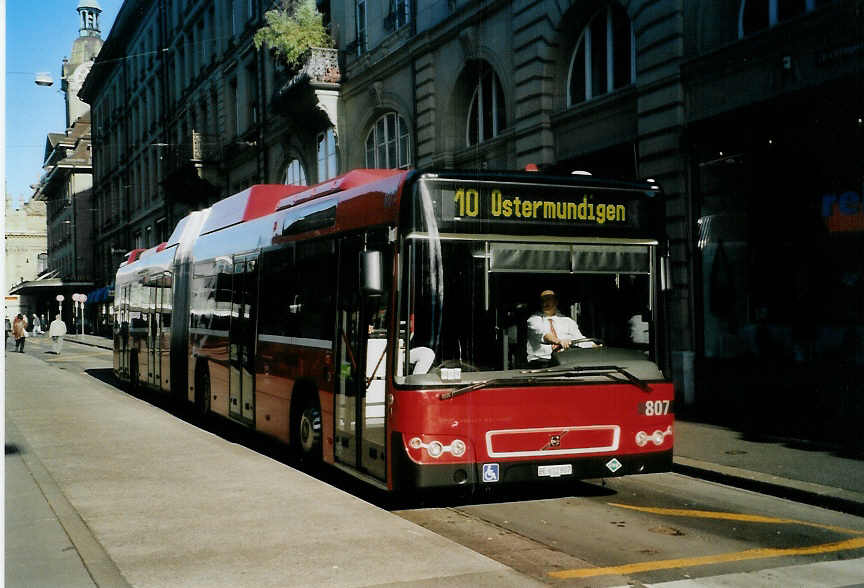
<box><xmin>5</xmin><ymin>1</ymin><xmax>122</xmax><ymax>206</ymax></box>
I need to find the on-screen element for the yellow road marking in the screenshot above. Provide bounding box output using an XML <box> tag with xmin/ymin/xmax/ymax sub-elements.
<box><xmin>549</xmin><ymin>537</ymin><xmax>864</xmax><ymax>579</ymax></box>
<box><xmin>609</xmin><ymin>503</ymin><xmax>864</xmax><ymax>536</ymax></box>
<box><xmin>548</xmin><ymin>503</ymin><xmax>864</xmax><ymax>579</ymax></box>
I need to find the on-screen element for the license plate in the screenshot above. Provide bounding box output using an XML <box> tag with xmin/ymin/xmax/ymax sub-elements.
<box><xmin>537</xmin><ymin>464</ymin><xmax>573</xmax><ymax>478</ymax></box>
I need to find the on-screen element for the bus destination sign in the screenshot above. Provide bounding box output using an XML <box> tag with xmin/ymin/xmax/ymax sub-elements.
<box><xmin>416</xmin><ymin>180</ymin><xmax>656</xmax><ymax>234</ymax></box>
<box><xmin>450</xmin><ymin>187</ymin><xmax>628</xmax><ymax>225</ymax></box>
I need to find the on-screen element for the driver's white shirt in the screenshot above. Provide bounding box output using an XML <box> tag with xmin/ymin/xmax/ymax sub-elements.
<box><xmin>526</xmin><ymin>311</ymin><xmax>589</xmax><ymax>362</ymax></box>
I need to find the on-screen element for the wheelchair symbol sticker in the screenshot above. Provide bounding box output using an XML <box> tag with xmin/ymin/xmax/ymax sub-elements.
<box><xmin>482</xmin><ymin>463</ymin><xmax>500</xmax><ymax>483</ymax></box>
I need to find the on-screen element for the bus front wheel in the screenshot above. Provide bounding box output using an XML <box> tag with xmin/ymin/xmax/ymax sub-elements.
<box><xmin>294</xmin><ymin>396</ymin><xmax>322</xmax><ymax>463</ymax></box>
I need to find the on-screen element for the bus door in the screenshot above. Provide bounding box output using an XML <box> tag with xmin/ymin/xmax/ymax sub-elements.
<box><xmin>228</xmin><ymin>254</ymin><xmax>258</xmax><ymax>424</ymax></box>
<box><xmin>115</xmin><ymin>285</ymin><xmax>129</xmax><ymax>376</ymax></box>
<box><xmin>159</xmin><ymin>274</ymin><xmax>172</xmax><ymax>393</ymax></box>
<box><xmin>334</xmin><ymin>234</ymin><xmax>389</xmax><ymax>481</ymax></box>
<box><xmin>148</xmin><ymin>282</ymin><xmax>161</xmax><ymax>388</ymax></box>
<box><xmin>117</xmin><ymin>285</ymin><xmax>126</xmax><ymax>374</ymax></box>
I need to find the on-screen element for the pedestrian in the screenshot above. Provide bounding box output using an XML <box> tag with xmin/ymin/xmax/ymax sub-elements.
<box><xmin>49</xmin><ymin>314</ymin><xmax>67</xmax><ymax>355</ymax></box>
<box><xmin>31</xmin><ymin>313</ymin><xmax>43</xmax><ymax>336</ymax></box>
<box><xmin>12</xmin><ymin>313</ymin><xmax>28</xmax><ymax>352</ymax></box>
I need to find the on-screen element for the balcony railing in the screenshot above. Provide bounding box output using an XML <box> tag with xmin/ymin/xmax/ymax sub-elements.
<box><xmin>161</xmin><ymin>132</ymin><xmax>221</xmax><ymax>176</ymax></box>
<box><xmin>302</xmin><ymin>47</ymin><xmax>341</xmax><ymax>84</ymax></box>
<box><xmin>280</xmin><ymin>47</ymin><xmax>341</xmax><ymax>94</ymax></box>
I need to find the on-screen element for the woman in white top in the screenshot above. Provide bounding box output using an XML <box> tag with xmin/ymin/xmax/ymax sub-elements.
<box><xmin>49</xmin><ymin>315</ymin><xmax>67</xmax><ymax>354</ymax></box>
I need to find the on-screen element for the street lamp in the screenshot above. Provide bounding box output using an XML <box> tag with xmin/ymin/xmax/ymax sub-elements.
<box><xmin>35</xmin><ymin>72</ymin><xmax>54</xmax><ymax>86</ymax></box>
<box><xmin>72</xmin><ymin>293</ymin><xmax>87</xmax><ymax>335</ymax></box>
<box><xmin>56</xmin><ymin>294</ymin><xmax>65</xmax><ymax>316</ymax></box>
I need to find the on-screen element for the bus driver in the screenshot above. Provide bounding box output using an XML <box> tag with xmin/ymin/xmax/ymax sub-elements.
<box><xmin>526</xmin><ymin>289</ymin><xmax>596</xmax><ymax>367</ymax></box>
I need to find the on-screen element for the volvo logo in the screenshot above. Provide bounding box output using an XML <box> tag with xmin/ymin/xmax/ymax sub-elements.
<box><xmin>549</xmin><ymin>434</ymin><xmax>561</xmax><ymax>447</ymax></box>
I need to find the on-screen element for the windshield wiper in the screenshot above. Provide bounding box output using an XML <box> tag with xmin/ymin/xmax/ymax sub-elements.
<box><xmin>438</xmin><ymin>365</ymin><xmax>651</xmax><ymax>401</ymax></box>
<box><xmin>438</xmin><ymin>378</ymin><xmax>512</xmax><ymax>400</ymax></box>
<box><xmin>522</xmin><ymin>364</ymin><xmax>652</xmax><ymax>392</ymax></box>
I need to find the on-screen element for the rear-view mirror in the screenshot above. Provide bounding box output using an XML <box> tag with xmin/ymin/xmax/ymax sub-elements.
<box><xmin>360</xmin><ymin>250</ymin><xmax>384</xmax><ymax>295</ymax></box>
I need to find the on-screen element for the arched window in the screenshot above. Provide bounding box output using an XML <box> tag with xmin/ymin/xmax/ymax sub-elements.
<box><xmin>317</xmin><ymin>127</ymin><xmax>338</xmax><ymax>181</ymax></box>
<box><xmin>567</xmin><ymin>3</ymin><xmax>634</xmax><ymax>106</ymax></box>
<box><xmin>466</xmin><ymin>68</ymin><xmax>506</xmax><ymax>146</ymax></box>
<box><xmin>282</xmin><ymin>158</ymin><xmax>307</xmax><ymax>185</ymax></box>
<box><xmin>365</xmin><ymin>113</ymin><xmax>411</xmax><ymax>169</ymax></box>
<box><xmin>739</xmin><ymin>0</ymin><xmax>833</xmax><ymax>38</ymax></box>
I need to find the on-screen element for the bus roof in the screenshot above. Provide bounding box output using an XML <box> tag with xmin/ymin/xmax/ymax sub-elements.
<box><xmin>119</xmin><ymin>169</ymin><xmax>662</xmax><ymax>268</ymax></box>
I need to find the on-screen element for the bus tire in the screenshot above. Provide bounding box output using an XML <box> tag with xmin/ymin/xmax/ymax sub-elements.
<box><xmin>194</xmin><ymin>361</ymin><xmax>211</xmax><ymax>416</ymax></box>
<box><xmin>292</xmin><ymin>393</ymin><xmax>322</xmax><ymax>464</ymax></box>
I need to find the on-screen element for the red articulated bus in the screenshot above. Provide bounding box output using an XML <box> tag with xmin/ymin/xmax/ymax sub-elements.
<box><xmin>114</xmin><ymin>169</ymin><xmax>674</xmax><ymax>490</ymax></box>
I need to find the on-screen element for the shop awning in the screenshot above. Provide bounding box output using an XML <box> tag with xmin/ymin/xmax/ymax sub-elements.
<box><xmin>8</xmin><ymin>278</ymin><xmax>94</xmax><ymax>296</ymax></box>
<box><xmin>86</xmin><ymin>286</ymin><xmax>113</xmax><ymax>303</ymax></box>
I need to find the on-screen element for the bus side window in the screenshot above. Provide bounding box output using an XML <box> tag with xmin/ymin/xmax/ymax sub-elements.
<box><xmin>259</xmin><ymin>245</ymin><xmax>295</xmax><ymax>338</ymax></box>
<box><xmin>295</xmin><ymin>240</ymin><xmax>336</xmax><ymax>341</ymax></box>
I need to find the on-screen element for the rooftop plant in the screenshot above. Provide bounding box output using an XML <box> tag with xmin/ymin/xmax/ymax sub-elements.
<box><xmin>253</xmin><ymin>0</ymin><xmax>333</xmax><ymax>71</ymax></box>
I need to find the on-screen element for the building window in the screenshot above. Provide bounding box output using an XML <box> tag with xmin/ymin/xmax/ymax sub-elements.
<box><xmin>466</xmin><ymin>67</ymin><xmax>506</xmax><ymax>146</ymax></box>
<box><xmin>567</xmin><ymin>3</ymin><xmax>634</xmax><ymax>106</ymax></box>
<box><xmin>231</xmin><ymin>0</ymin><xmax>241</xmax><ymax>36</ymax></box>
<box><xmin>739</xmin><ymin>0</ymin><xmax>833</xmax><ymax>37</ymax></box>
<box><xmin>393</xmin><ymin>0</ymin><xmax>409</xmax><ymax>29</ymax></box>
<box><xmin>317</xmin><ymin>128</ymin><xmax>338</xmax><ymax>181</ymax></box>
<box><xmin>228</xmin><ymin>78</ymin><xmax>240</xmax><ymax>137</ymax></box>
<box><xmin>246</xmin><ymin>64</ymin><xmax>258</xmax><ymax>127</ymax></box>
<box><xmin>365</xmin><ymin>113</ymin><xmax>410</xmax><ymax>169</ymax></box>
<box><xmin>154</xmin><ymin>218</ymin><xmax>165</xmax><ymax>243</ymax></box>
<box><xmin>282</xmin><ymin>159</ymin><xmax>308</xmax><ymax>185</ymax></box>
<box><xmin>356</xmin><ymin>0</ymin><xmax>367</xmax><ymax>55</ymax></box>
<box><xmin>198</xmin><ymin>20</ymin><xmax>207</xmax><ymax>70</ymax></box>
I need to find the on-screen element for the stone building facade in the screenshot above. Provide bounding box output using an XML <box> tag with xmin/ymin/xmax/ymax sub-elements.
<box><xmin>34</xmin><ymin>115</ymin><xmax>96</xmax><ymax>282</ymax></box>
<box><xmin>4</xmin><ymin>197</ymin><xmax>48</xmax><ymax>294</ymax></box>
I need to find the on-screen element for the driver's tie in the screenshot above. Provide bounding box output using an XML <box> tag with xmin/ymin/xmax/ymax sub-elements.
<box><xmin>549</xmin><ymin>319</ymin><xmax>562</xmax><ymax>352</ymax></box>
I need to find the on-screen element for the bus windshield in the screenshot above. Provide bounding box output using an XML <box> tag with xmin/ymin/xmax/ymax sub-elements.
<box><xmin>398</xmin><ymin>236</ymin><xmax>659</xmax><ymax>385</ymax></box>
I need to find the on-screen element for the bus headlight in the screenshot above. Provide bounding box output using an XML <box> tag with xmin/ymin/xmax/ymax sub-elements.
<box><xmin>635</xmin><ymin>426</ymin><xmax>672</xmax><ymax>447</ymax></box>
<box><xmin>450</xmin><ymin>439</ymin><xmax>467</xmax><ymax>457</ymax></box>
<box><xmin>403</xmin><ymin>435</ymin><xmax>471</xmax><ymax>461</ymax></box>
<box><xmin>427</xmin><ymin>440</ymin><xmax>444</xmax><ymax>458</ymax></box>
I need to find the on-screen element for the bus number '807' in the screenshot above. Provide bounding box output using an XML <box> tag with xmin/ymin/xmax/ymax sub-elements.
<box><xmin>639</xmin><ymin>400</ymin><xmax>671</xmax><ymax>416</ymax></box>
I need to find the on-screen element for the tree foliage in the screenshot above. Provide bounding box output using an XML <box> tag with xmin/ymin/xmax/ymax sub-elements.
<box><xmin>253</xmin><ymin>0</ymin><xmax>333</xmax><ymax>71</ymax></box>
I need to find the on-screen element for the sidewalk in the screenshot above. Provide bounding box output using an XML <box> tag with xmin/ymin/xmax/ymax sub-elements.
<box><xmin>673</xmin><ymin>420</ymin><xmax>864</xmax><ymax>516</ymax></box>
<box><xmin>64</xmin><ymin>333</ymin><xmax>114</xmax><ymax>350</ymax></box>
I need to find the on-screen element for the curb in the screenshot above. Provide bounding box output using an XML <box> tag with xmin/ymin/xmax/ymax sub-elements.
<box><xmin>65</xmin><ymin>337</ymin><xmax>113</xmax><ymax>351</ymax></box>
<box><xmin>674</xmin><ymin>456</ymin><xmax>864</xmax><ymax>517</ymax></box>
